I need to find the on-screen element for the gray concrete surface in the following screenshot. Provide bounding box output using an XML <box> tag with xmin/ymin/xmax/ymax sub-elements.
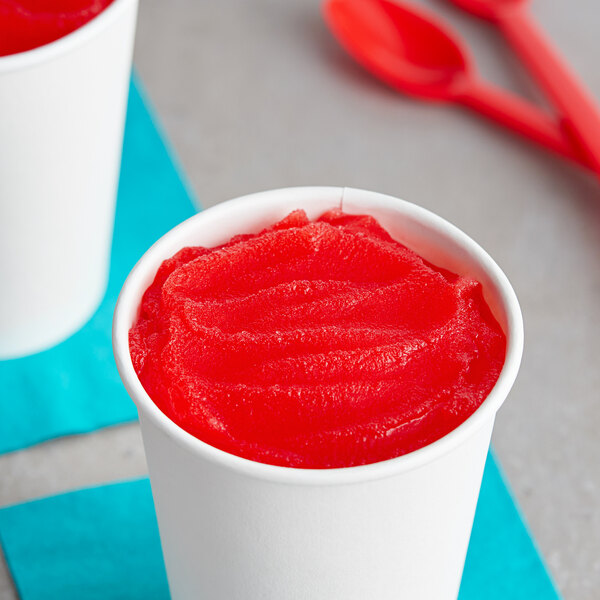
<box><xmin>1</xmin><ymin>0</ymin><xmax>599</xmax><ymax>598</ymax></box>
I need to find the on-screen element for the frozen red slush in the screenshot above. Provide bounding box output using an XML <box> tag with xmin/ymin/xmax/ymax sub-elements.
<box><xmin>130</xmin><ymin>209</ymin><xmax>506</xmax><ymax>468</ymax></box>
<box><xmin>0</xmin><ymin>0</ymin><xmax>114</xmax><ymax>57</ymax></box>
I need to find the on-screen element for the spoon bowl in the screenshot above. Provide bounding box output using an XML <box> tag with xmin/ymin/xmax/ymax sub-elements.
<box><xmin>324</xmin><ymin>0</ymin><xmax>473</xmax><ymax>101</ymax></box>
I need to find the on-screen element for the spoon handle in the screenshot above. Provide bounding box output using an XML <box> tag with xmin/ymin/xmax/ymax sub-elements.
<box><xmin>497</xmin><ymin>10</ymin><xmax>600</xmax><ymax>174</ymax></box>
<box><xmin>459</xmin><ymin>80</ymin><xmax>593</xmax><ymax>171</ymax></box>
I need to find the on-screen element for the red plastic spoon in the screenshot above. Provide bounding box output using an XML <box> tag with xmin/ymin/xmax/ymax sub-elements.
<box><xmin>323</xmin><ymin>0</ymin><xmax>592</xmax><ymax>171</ymax></box>
<box><xmin>448</xmin><ymin>0</ymin><xmax>600</xmax><ymax>173</ymax></box>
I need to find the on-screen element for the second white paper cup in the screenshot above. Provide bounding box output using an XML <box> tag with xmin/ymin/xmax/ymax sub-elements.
<box><xmin>113</xmin><ymin>187</ymin><xmax>523</xmax><ymax>600</ymax></box>
<box><xmin>0</xmin><ymin>0</ymin><xmax>138</xmax><ymax>359</ymax></box>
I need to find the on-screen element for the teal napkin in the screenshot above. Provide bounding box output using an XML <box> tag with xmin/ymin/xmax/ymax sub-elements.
<box><xmin>0</xmin><ymin>76</ymin><xmax>197</xmax><ymax>455</ymax></box>
<box><xmin>461</xmin><ymin>454</ymin><xmax>560</xmax><ymax>599</ymax></box>
<box><xmin>0</xmin><ymin>453</ymin><xmax>560</xmax><ymax>599</ymax></box>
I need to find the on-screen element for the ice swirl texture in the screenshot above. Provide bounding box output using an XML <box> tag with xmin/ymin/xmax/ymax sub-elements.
<box><xmin>130</xmin><ymin>209</ymin><xmax>506</xmax><ymax>468</ymax></box>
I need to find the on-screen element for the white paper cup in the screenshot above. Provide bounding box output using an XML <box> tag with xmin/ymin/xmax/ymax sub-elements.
<box><xmin>0</xmin><ymin>0</ymin><xmax>138</xmax><ymax>359</ymax></box>
<box><xmin>113</xmin><ymin>187</ymin><xmax>523</xmax><ymax>600</ymax></box>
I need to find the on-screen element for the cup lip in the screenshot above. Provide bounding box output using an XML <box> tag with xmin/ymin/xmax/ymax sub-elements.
<box><xmin>113</xmin><ymin>186</ymin><xmax>524</xmax><ymax>486</ymax></box>
<box><xmin>0</xmin><ymin>0</ymin><xmax>137</xmax><ymax>73</ymax></box>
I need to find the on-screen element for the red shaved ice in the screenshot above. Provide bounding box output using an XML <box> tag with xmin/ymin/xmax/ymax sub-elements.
<box><xmin>129</xmin><ymin>209</ymin><xmax>506</xmax><ymax>468</ymax></box>
<box><xmin>0</xmin><ymin>0</ymin><xmax>114</xmax><ymax>57</ymax></box>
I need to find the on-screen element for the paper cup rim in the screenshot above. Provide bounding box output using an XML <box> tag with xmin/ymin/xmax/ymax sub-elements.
<box><xmin>113</xmin><ymin>186</ymin><xmax>523</xmax><ymax>486</ymax></box>
<box><xmin>0</xmin><ymin>0</ymin><xmax>136</xmax><ymax>73</ymax></box>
